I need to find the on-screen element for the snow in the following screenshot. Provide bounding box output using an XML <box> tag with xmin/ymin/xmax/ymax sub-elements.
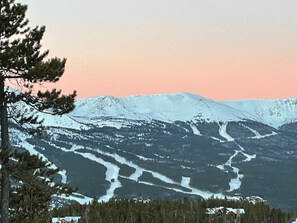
<box><xmin>52</xmin><ymin>216</ymin><xmax>81</xmax><ymax>223</ymax></box>
<box><xmin>292</xmin><ymin>219</ymin><xmax>297</xmax><ymax>223</ymax></box>
<box><xmin>206</xmin><ymin>206</ymin><xmax>245</xmax><ymax>215</ymax></box>
<box><xmin>218</xmin><ymin>122</ymin><xmax>234</xmax><ymax>141</ymax></box>
<box><xmin>181</xmin><ymin>176</ymin><xmax>191</xmax><ymax>188</ymax></box>
<box><xmin>14</xmin><ymin>100</ymin><xmax>89</xmax><ymax>130</ymax></box>
<box><xmin>89</xmin><ymin>149</ymin><xmax>145</xmax><ymax>182</ymax></box>
<box><xmin>228</xmin><ymin>167</ymin><xmax>244</xmax><ymax>192</ymax></box>
<box><xmin>241</xmin><ymin>123</ymin><xmax>262</xmax><ymax>137</ymax></box>
<box><xmin>240</xmin><ymin>123</ymin><xmax>278</xmax><ymax>139</ymax></box>
<box><xmin>39</xmin><ymin>139</ymin><xmax>122</xmax><ymax>203</ymax></box>
<box><xmin>58</xmin><ymin>169</ymin><xmax>67</xmax><ymax>184</ymax></box>
<box><xmin>70</xmin><ymin>93</ymin><xmax>256</xmax><ymax>126</ymax></box>
<box><xmin>129</xmin><ymin>168</ymin><xmax>144</xmax><ymax>181</ymax></box>
<box><xmin>136</xmin><ymin>155</ymin><xmax>154</xmax><ymax>161</ymax></box>
<box><xmin>14</xmin><ymin>127</ymin><xmax>242</xmax><ymax>202</ymax></box>
<box><xmin>226</xmin><ymin>208</ymin><xmax>245</xmax><ymax>214</ymax></box>
<box><xmin>58</xmin><ymin>193</ymin><xmax>93</xmax><ymax>205</ymax></box>
<box><xmin>38</xmin><ymin>112</ymin><xmax>88</xmax><ymax>130</ymax></box>
<box><xmin>211</xmin><ymin>137</ymin><xmax>224</xmax><ymax>142</ymax></box>
<box><xmin>223</xmin><ymin>98</ymin><xmax>297</xmax><ymax>128</ymax></box>
<box><xmin>11</xmin><ymin>92</ymin><xmax>297</xmax><ymax>204</ymax></box>
<box><xmin>246</xmin><ymin>196</ymin><xmax>266</xmax><ymax>204</ymax></box>
<box><xmin>222</xmin><ymin>149</ymin><xmax>245</xmax><ymax>192</ymax></box>
<box><xmin>68</xmin><ymin>146</ymin><xmax>225</xmax><ymax>200</ymax></box>
<box><xmin>73</xmin><ymin>151</ymin><xmax>122</xmax><ymax>202</ymax></box>
<box><xmin>70</xmin><ymin>93</ymin><xmax>297</xmax><ymax>128</ymax></box>
<box><xmin>241</xmin><ymin>152</ymin><xmax>256</xmax><ymax>162</ymax></box>
<box><xmin>190</xmin><ymin>123</ymin><xmax>202</xmax><ymax>136</ymax></box>
<box><xmin>215</xmin><ymin>124</ymin><xmax>256</xmax><ymax>192</ymax></box>
<box><xmin>181</xmin><ymin>165</ymin><xmax>193</xmax><ymax>170</ymax></box>
<box><xmin>10</xmin><ymin>90</ymin><xmax>297</xmax><ymax>131</ymax></box>
<box><xmin>12</xmin><ymin>129</ymin><xmax>59</xmax><ymax>170</ymax></box>
<box><xmin>150</xmin><ymin>172</ymin><xmax>176</xmax><ymax>184</ymax></box>
<box><xmin>10</xmin><ymin>130</ymin><xmax>97</xmax><ymax>205</ymax></box>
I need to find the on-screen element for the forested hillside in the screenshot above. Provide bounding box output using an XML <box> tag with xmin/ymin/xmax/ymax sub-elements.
<box><xmin>52</xmin><ymin>198</ymin><xmax>296</xmax><ymax>223</ymax></box>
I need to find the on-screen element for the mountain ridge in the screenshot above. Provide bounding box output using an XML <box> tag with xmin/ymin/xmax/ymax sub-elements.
<box><xmin>69</xmin><ymin>92</ymin><xmax>297</xmax><ymax>129</ymax></box>
<box><xmin>7</xmin><ymin>90</ymin><xmax>297</xmax><ymax>210</ymax></box>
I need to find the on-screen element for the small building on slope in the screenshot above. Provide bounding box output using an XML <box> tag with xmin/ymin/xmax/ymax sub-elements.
<box><xmin>52</xmin><ymin>216</ymin><xmax>81</xmax><ymax>223</ymax></box>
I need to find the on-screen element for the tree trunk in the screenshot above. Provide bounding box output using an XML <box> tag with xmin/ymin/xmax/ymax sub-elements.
<box><xmin>0</xmin><ymin>78</ymin><xmax>10</xmax><ymax>223</ymax></box>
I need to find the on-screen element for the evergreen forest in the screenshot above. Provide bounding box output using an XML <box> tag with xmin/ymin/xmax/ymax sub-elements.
<box><xmin>52</xmin><ymin>198</ymin><xmax>297</xmax><ymax>223</ymax></box>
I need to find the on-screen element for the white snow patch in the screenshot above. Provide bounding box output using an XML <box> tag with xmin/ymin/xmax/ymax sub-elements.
<box><xmin>181</xmin><ymin>176</ymin><xmax>191</xmax><ymax>188</ymax></box>
<box><xmin>207</xmin><ymin>207</ymin><xmax>245</xmax><ymax>215</ymax></box>
<box><xmin>13</xmin><ymin>129</ymin><xmax>58</xmax><ymax>170</ymax></box>
<box><xmin>52</xmin><ymin>216</ymin><xmax>81</xmax><ymax>223</ymax></box>
<box><xmin>13</xmin><ymin>100</ymin><xmax>88</xmax><ymax>130</ymax></box>
<box><xmin>216</xmin><ymin>165</ymin><xmax>226</xmax><ymax>172</ymax></box>
<box><xmin>241</xmin><ymin>152</ymin><xmax>256</xmax><ymax>162</ymax></box>
<box><xmin>223</xmin><ymin>98</ymin><xmax>297</xmax><ymax>128</ymax></box>
<box><xmin>218</xmin><ymin>122</ymin><xmax>234</xmax><ymax>141</ymax></box>
<box><xmin>58</xmin><ymin>193</ymin><xmax>93</xmax><ymax>205</ymax></box>
<box><xmin>240</xmin><ymin>124</ymin><xmax>262</xmax><ymax>138</ymax></box>
<box><xmin>154</xmin><ymin>153</ymin><xmax>165</xmax><ymax>159</ymax></box>
<box><xmin>136</xmin><ymin>155</ymin><xmax>154</xmax><ymax>161</ymax></box>
<box><xmin>240</xmin><ymin>123</ymin><xmax>278</xmax><ymax>139</ymax></box>
<box><xmin>59</xmin><ymin>170</ymin><xmax>67</xmax><ymax>184</ymax></box>
<box><xmin>211</xmin><ymin>137</ymin><xmax>224</xmax><ymax>143</ymax></box>
<box><xmin>129</xmin><ymin>168</ymin><xmax>144</xmax><ymax>181</ymax></box>
<box><xmin>93</xmin><ymin>150</ymin><xmax>145</xmax><ymax>182</ymax></box>
<box><xmin>228</xmin><ymin>167</ymin><xmax>244</xmax><ymax>192</ymax></box>
<box><xmin>181</xmin><ymin>165</ymin><xmax>192</xmax><ymax>170</ymax></box>
<box><xmin>74</xmin><ymin>152</ymin><xmax>121</xmax><ymax>202</ymax></box>
<box><xmin>190</xmin><ymin>123</ymin><xmax>202</xmax><ymax>136</ymax></box>
<box><xmin>80</xmin><ymin>147</ymin><xmax>224</xmax><ymax>200</ymax></box>
<box><xmin>150</xmin><ymin>172</ymin><xmax>176</xmax><ymax>185</ymax></box>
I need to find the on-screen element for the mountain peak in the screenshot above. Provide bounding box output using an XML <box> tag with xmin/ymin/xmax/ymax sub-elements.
<box><xmin>70</xmin><ymin>92</ymin><xmax>254</xmax><ymax>124</ymax></box>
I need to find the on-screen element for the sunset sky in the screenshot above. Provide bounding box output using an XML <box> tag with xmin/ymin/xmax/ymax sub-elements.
<box><xmin>19</xmin><ymin>0</ymin><xmax>297</xmax><ymax>100</ymax></box>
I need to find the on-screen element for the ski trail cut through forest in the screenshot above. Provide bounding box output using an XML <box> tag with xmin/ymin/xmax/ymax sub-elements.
<box><xmin>217</xmin><ymin>122</ymin><xmax>256</xmax><ymax>192</ymax></box>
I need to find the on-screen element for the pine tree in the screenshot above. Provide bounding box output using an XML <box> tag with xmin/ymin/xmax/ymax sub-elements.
<box><xmin>0</xmin><ymin>0</ymin><xmax>76</xmax><ymax>222</ymax></box>
<box><xmin>9</xmin><ymin>151</ymin><xmax>75</xmax><ymax>223</ymax></box>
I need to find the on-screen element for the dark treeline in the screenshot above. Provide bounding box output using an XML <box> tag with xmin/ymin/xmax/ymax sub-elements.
<box><xmin>52</xmin><ymin>197</ymin><xmax>296</xmax><ymax>223</ymax></box>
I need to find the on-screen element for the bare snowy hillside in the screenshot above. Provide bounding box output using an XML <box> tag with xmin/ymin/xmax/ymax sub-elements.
<box><xmin>69</xmin><ymin>93</ymin><xmax>297</xmax><ymax>128</ymax></box>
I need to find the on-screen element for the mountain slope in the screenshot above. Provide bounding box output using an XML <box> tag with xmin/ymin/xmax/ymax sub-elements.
<box><xmin>223</xmin><ymin>98</ymin><xmax>297</xmax><ymax>127</ymax></box>
<box><xmin>7</xmin><ymin>92</ymin><xmax>297</xmax><ymax>210</ymax></box>
<box><xmin>70</xmin><ymin>93</ymin><xmax>297</xmax><ymax>128</ymax></box>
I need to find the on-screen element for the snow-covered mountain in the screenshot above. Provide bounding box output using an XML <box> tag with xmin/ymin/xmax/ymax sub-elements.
<box><xmin>68</xmin><ymin>92</ymin><xmax>297</xmax><ymax>128</ymax></box>
<box><xmin>223</xmin><ymin>98</ymin><xmax>297</xmax><ymax>128</ymax></box>
<box><xmin>8</xmin><ymin>92</ymin><xmax>297</xmax><ymax>211</ymax></box>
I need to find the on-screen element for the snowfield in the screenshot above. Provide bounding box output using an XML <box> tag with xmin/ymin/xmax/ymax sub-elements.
<box><xmin>68</xmin><ymin>92</ymin><xmax>297</xmax><ymax>128</ymax></box>
<box><xmin>8</xmin><ymin>89</ymin><xmax>297</xmax><ymax>129</ymax></box>
<box><xmin>70</xmin><ymin>93</ymin><xmax>255</xmax><ymax>125</ymax></box>
<box><xmin>223</xmin><ymin>98</ymin><xmax>297</xmax><ymax>128</ymax></box>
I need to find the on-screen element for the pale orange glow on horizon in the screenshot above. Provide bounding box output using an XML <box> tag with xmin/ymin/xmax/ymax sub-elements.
<box><xmin>18</xmin><ymin>0</ymin><xmax>297</xmax><ymax>100</ymax></box>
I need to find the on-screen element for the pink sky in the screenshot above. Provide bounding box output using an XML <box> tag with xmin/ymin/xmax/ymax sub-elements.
<box><xmin>20</xmin><ymin>0</ymin><xmax>297</xmax><ymax>100</ymax></box>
